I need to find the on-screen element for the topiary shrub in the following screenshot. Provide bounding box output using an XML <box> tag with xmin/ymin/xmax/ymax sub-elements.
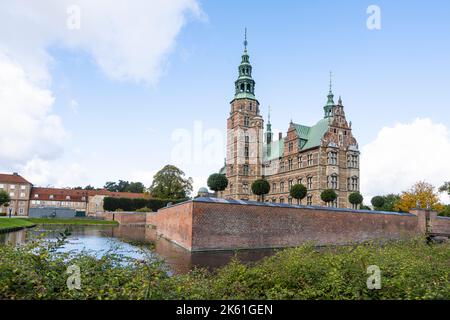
<box><xmin>290</xmin><ymin>184</ymin><xmax>307</xmax><ymax>205</ymax></box>
<box><xmin>207</xmin><ymin>173</ymin><xmax>228</xmax><ymax>192</ymax></box>
<box><xmin>371</xmin><ymin>196</ymin><xmax>385</xmax><ymax>209</ymax></box>
<box><xmin>251</xmin><ymin>179</ymin><xmax>270</xmax><ymax>202</ymax></box>
<box><xmin>349</xmin><ymin>192</ymin><xmax>364</xmax><ymax>209</ymax></box>
<box><xmin>321</xmin><ymin>189</ymin><xmax>337</xmax><ymax>206</ymax></box>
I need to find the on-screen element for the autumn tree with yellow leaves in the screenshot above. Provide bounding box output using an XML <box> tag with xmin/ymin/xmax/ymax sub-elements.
<box><xmin>394</xmin><ymin>181</ymin><xmax>444</xmax><ymax>213</ymax></box>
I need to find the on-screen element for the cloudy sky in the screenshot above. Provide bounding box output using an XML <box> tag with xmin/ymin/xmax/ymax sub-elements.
<box><xmin>0</xmin><ymin>0</ymin><xmax>449</xmax><ymax>203</ymax></box>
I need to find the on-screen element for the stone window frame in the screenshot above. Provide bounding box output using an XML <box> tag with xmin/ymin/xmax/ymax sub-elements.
<box><xmin>307</xmin><ymin>153</ymin><xmax>313</xmax><ymax>166</ymax></box>
<box><xmin>307</xmin><ymin>176</ymin><xmax>313</xmax><ymax>189</ymax></box>
<box><xmin>327</xmin><ymin>151</ymin><xmax>338</xmax><ymax>165</ymax></box>
<box><xmin>307</xmin><ymin>194</ymin><xmax>313</xmax><ymax>206</ymax></box>
<box><xmin>327</xmin><ymin>174</ymin><xmax>338</xmax><ymax>189</ymax></box>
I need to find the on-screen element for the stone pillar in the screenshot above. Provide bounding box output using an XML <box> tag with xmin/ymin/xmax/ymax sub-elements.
<box><xmin>409</xmin><ymin>208</ymin><xmax>438</xmax><ymax>235</ymax></box>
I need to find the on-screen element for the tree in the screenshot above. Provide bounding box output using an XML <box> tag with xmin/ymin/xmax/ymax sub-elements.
<box><xmin>127</xmin><ymin>182</ymin><xmax>145</xmax><ymax>193</ymax></box>
<box><xmin>394</xmin><ymin>181</ymin><xmax>444</xmax><ymax>213</ymax></box>
<box><xmin>104</xmin><ymin>181</ymin><xmax>118</xmax><ymax>192</ymax></box>
<box><xmin>0</xmin><ymin>190</ymin><xmax>10</xmax><ymax>208</ymax></box>
<box><xmin>290</xmin><ymin>184</ymin><xmax>307</xmax><ymax>205</ymax></box>
<box><xmin>84</xmin><ymin>185</ymin><xmax>95</xmax><ymax>190</ymax></box>
<box><xmin>371</xmin><ymin>196</ymin><xmax>385</xmax><ymax>210</ymax></box>
<box><xmin>207</xmin><ymin>174</ymin><xmax>228</xmax><ymax>192</ymax></box>
<box><xmin>149</xmin><ymin>165</ymin><xmax>193</xmax><ymax>199</ymax></box>
<box><xmin>251</xmin><ymin>179</ymin><xmax>270</xmax><ymax>202</ymax></box>
<box><xmin>439</xmin><ymin>182</ymin><xmax>450</xmax><ymax>196</ymax></box>
<box><xmin>349</xmin><ymin>192</ymin><xmax>364</xmax><ymax>209</ymax></box>
<box><xmin>321</xmin><ymin>189</ymin><xmax>337</xmax><ymax>206</ymax></box>
<box><xmin>439</xmin><ymin>205</ymin><xmax>450</xmax><ymax>217</ymax></box>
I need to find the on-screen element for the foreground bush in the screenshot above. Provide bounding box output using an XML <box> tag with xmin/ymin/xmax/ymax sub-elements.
<box><xmin>0</xmin><ymin>236</ymin><xmax>449</xmax><ymax>300</ymax></box>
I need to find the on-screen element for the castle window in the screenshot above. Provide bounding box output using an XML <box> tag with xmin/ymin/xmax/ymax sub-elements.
<box><xmin>307</xmin><ymin>194</ymin><xmax>313</xmax><ymax>206</ymax></box>
<box><xmin>249</xmin><ymin>103</ymin><xmax>253</xmax><ymax>111</ymax></box>
<box><xmin>244</xmin><ymin>146</ymin><xmax>249</xmax><ymax>158</ymax></box>
<box><xmin>272</xmin><ymin>183</ymin><xmax>277</xmax><ymax>193</ymax></box>
<box><xmin>244</xmin><ymin>135</ymin><xmax>250</xmax><ymax>143</ymax></box>
<box><xmin>348</xmin><ymin>176</ymin><xmax>359</xmax><ymax>191</ymax></box>
<box><xmin>307</xmin><ymin>177</ymin><xmax>313</xmax><ymax>189</ymax></box>
<box><xmin>240</xmin><ymin>84</ymin><xmax>245</xmax><ymax>92</ymax></box>
<box><xmin>243</xmin><ymin>165</ymin><xmax>249</xmax><ymax>176</ymax></box>
<box><xmin>347</xmin><ymin>154</ymin><xmax>359</xmax><ymax>168</ymax></box>
<box><xmin>288</xmin><ymin>142</ymin><xmax>293</xmax><ymax>152</ymax></box>
<box><xmin>328</xmin><ymin>151</ymin><xmax>338</xmax><ymax>165</ymax></box>
<box><xmin>280</xmin><ymin>160</ymin><xmax>285</xmax><ymax>172</ymax></box>
<box><xmin>288</xmin><ymin>159</ymin><xmax>293</xmax><ymax>171</ymax></box>
<box><xmin>280</xmin><ymin>181</ymin><xmax>285</xmax><ymax>192</ymax></box>
<box><xmin>246</xmin><ymin>84</ymin><xmax>251</xmax><ymax>92</ymax></box>
<box><xmin>243</xmin><ymin>183</ymin><xmax>249</xmax><ymax>194</ymax></box>
<box><xmin>328</xmin><ymin>175</ymin><xmax>338</xmax><ymax>189</ymax></box>
<box><xmin>307</xmin><ymin>154</ymin><xmax>313</xmax><ymax>166</ymax></box>
<box><xmin>297</xmin><ymin>178</ymin><xmax>302</xmax><ymax>185</ymax></box>
<box><xmin>297</xmin><ymin>156</ymin><xmax>302</xmax><ymax>168</ymax></box>
<box><xmin>331</xmin><ymin>197</ymin><xmax>338</xmax><ymax>208</ymax></box>
<box><xmin>244</xmin><ymin>116</ymin><xmax>250</xmax><ymax>127</ymax></box>
<box><xmin>288</xmin><ymin>179</ymin><xmax>293</xmax><ymax>190</ymax></box>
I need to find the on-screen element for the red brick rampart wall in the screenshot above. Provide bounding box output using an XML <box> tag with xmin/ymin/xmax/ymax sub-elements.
<box><xmin>146</xmin><ymin>201</ymin><xmax>193</xmax><ymax>249</ymax></box>
<box><xmin>147</xmin><ymin>200</ymin><xmax>420</xmax><ymax>251</ymax></box>
<box><xmin>431</xmin><ymin>214</ymin><xmax>450</xmax><ymax>235</ymax></box>
<box><xmin>96</xmin><ymin>212</ymin><xmax>147</xmax><ymax>225</ymax></box>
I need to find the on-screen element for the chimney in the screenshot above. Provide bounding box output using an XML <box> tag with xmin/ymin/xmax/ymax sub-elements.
<box><xmin>13</xmin><ymin>172</ymin><xmax>18</xmax><ymax>176</ymax></box>
<box><xmin>278</xmin><ymin>132</ymin><xmax>282</xmax><ymax>140</ymax></box>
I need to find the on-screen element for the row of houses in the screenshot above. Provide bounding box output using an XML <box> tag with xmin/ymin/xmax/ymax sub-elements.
<box><xmin>0</xmin><ymin>172</ymin><xmax>143</xmax><ymax>216</ymax></box>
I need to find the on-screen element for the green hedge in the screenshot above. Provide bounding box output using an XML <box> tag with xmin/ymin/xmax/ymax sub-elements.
<box><xmin>103</xmin><ymin>197</ymin><xmax>187</xmax><ymax>212</ymax></box>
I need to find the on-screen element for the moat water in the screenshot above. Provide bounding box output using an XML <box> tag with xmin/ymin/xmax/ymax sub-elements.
<box><xmin>0</xmin><ymin>225</ymin><xmax>278</xmax><ymax>274</ymax></box>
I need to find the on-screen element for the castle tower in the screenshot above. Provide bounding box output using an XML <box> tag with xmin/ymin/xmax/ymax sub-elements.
<box><xmin>225</xmin><ymin>29</ymin><xmax>264</xmax><ymax>200</ymax></box>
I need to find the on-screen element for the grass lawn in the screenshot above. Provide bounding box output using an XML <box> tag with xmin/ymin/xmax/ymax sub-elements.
<box><xmin>26</xmin><ymin>218</ymin><xmax>118</xmax><ymax>226</ymax></box>
<box><xmin>0</xmin><ymin>218</ymin><xmax>35</xmax><ymax>231</ymax></box>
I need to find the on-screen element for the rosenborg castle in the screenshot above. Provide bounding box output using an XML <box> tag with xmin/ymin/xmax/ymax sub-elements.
<box><xmin>218</xmin><ymin>36</ymin><xmax>360</xmax><ymax>208</ymax></box>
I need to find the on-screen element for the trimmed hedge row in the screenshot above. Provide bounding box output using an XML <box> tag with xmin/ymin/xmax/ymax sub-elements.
<box><xmin>103</xmin><ymin>197</ymin><xmax>187</xmax><ymax>212</ymax></box>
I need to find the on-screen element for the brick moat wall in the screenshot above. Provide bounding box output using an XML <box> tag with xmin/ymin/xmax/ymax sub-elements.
<box><xmin>147</xmin><ymin>199</ymin><xmax>424</xmax><ymax>251</ymax></box>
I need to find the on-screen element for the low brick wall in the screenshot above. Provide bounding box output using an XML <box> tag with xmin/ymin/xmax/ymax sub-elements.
<box><xmin>431</xmin><ymin>214</ymin><xmax>450</xmax><ymax>235</ymax></box>
<box><xmin>147</xmin><ymin>198</ymin><xmax>421</xmax><ymax>252</ymax></box>
<box><xmin>96</xmin><ymin>212</ymin><xmax>147</xmax><ymax>225</ymax></box>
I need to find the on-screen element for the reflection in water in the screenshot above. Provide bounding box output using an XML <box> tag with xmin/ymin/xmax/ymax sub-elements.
<box><xmin>0</xmin><ymin>225</ymin><xmax>277</xmax><ymax>274</ymax></box>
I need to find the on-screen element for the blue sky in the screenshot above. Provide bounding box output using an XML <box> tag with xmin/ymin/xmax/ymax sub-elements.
<box><xmin>1</xmin><ymin>0</ymin><xmax>450</xmax><ymax>201</ymax></box>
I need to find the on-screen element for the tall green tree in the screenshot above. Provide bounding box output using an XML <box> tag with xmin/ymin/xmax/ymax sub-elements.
<box><xmin>251</xmin><ymin>179</ymin><xmax>270</xmax><ymax>202</ymax></box>
<box><xmin>127</xmin><ymin>182</ymin><xmax>145</xmax><ymax>193</ymax></box>
<box><xmin>84</xmin><ymin>185</ymin><xmax>95</xmax><ymax>190</ymax></box>
<box><xmin>290</xmin><ymin>184</ymin><xmax>307</xmax><ymax>205</ymax></box>
<box><xmin>0</xmin><ymin>190</ymin><xmax>10</xmax><ymax>213</ymax></box>
<box><xmin>149</xmin><ymin>165</ymin><xmax>193</xmax><ymax>199</ymax></box>
<box><xmin>104</xmin><ymin>181</ymin><xmax>118</xmax><ymax>192</ymax></box>
<box><xmin>207</xmin><ymin>174</ymin><xmax>228</xmax><ymax>192</ymax></box>
<box><xmin>439</xmin><ymin>182</ymin><xmax>450</xmax><ymax>196</ymax></box>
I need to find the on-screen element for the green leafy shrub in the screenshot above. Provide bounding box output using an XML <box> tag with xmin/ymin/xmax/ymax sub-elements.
<box><xmin>136</xmin><ymin>207</ymin><xmax>152</xmax><ymax>213</ymax></box>
<box><xmin>289</xmin><ymin>184</ymin><xmax>307</xmax><ymax>204</ymax></box>
<box><xmin>251</xmin><ymin>179</ymin><xmax>270</xmax><ymax>201</ymax></box>
<box><xmin>1</xmin><ymin>237</ymin><xmax>449</xmax><ymax>300</ymax></box>
<box><xmin>207</xmin><ymin>174</ymin><xmax>228</xmax><ymax>192</ymax></box>
<box><xmin>349</xmin><ymin>192</ymin><xmax>364</xmax><ymax>208</ymax></box>
<box><xmin>320</xmin><ymin>189</ymin><xmax>337</xmax><ymax>204</ymax></box>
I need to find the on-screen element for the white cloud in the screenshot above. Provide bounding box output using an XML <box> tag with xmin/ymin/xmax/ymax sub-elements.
<box><xmin>361</xmin><ymin>118</ymin><xmax>450</xmax><ymax>204</ymax></box>
<box><xmin>19</xmin><ymin>158</ymin><xmax>88</xmax><ymax>187</ymax></box>
<box><xmin>0</xmin><ymin>0</ymin><xmax>203</xmax><ymax>84</ymax></box>
<box><xmin>0</xmin><ymin>54</ymin><xmax>68</xmax><ymax>167</ymax></box>
<box><xmin>0</xmin><ymin>0</ymin><xmax>202</xmax><ymax>187</ymax></box>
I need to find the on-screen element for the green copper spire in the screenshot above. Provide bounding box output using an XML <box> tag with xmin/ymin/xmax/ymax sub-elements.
<box><xmin>265</xmin><ymin>105</ymin><xmax>273</xmax><ymax>144</ymax></box>
<box><xmin>324</xmin><ymin>71</ymin><xmax>335</xmax><ymax>118</ymax></box>
<box><xmin>233</xmin><ymin>28</ymin><xmax>256</xmax><ymax>100</ymax></box>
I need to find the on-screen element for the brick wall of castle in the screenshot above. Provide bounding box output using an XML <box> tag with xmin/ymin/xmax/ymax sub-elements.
<box><xmin>147</xmin><ymin>199</ymin><xmax>422</xmax><ymax>252</ymax></box>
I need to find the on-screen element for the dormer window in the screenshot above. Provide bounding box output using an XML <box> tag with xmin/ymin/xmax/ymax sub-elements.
<box><xmin>34</xmin><ymin>194</ymin><xmax>38</xmax><ymax>198</ymax></box>
<box><xmin>66</xmin><ymin>195</ymin><xmax>71</xmax><ymax>200</ymax></box>
<box><xmin>49</xmin><ymin>195</ymin><xmax>54</xmax><ymax>199</ymax></box>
